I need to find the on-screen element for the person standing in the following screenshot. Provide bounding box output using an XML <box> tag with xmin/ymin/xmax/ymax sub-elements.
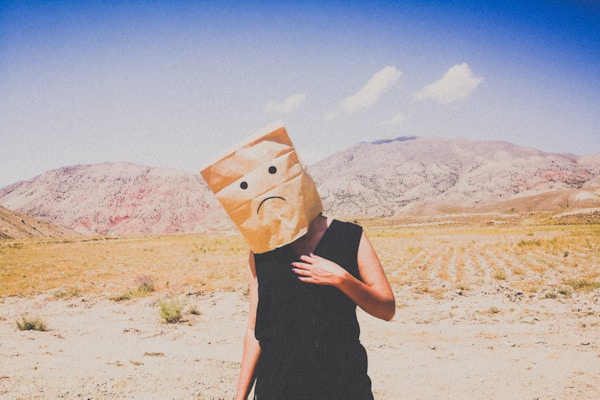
<box><xmin>200</xmin><ymin>124</ymin><xmax>395</xmax><ymax>399</ymax></box>
<box><xmin>234</xmin><ymin>214</ymin><xmax>395</xmax><ymax>399</ymax></box>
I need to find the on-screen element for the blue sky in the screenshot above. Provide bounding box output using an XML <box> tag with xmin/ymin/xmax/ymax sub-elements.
<box><xmin>1</xmin><ymin>0</ymin><xmax>599</xmax><ymax>188</ymax></box>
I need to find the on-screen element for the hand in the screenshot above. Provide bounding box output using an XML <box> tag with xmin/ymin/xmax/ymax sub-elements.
<box><xmin>291</xmin><ymin>253</ymin><xmax>349</xmax><ymax>287</ymax></box>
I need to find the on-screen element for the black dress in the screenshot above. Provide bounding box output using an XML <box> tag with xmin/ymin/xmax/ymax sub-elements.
<box><xmin>253</xmin><ymin>220</ymin><xmax>374</xmax><ymax>400</ymax></box>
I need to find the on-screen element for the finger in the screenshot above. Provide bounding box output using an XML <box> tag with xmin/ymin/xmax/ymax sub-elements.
<box><xmin>292</xmin><ymin>267</ymin><xmax>311</xmax><ymax>276</ymax></box>
<box><xmin>299</xmin><ymin>254</ymin><xmax>315</xmax><ymax>263</ymax></box>
<box><xmin>291</xmin><ymin>261</ymin><xmax>311</xmax><ymax>270</ymax></box>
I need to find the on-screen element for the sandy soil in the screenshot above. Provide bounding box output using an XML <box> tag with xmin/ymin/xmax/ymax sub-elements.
<box><xmin>1</xmin><ymin>285</ymin><xmax>599</xmax><ymax>400</ymax></box>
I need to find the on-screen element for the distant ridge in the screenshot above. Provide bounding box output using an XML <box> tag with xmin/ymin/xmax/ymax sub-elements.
<box><xmin>0</xmin><ymin>162</ymin><xmax>231</xmax><ymax>236</ymax></box>
<box><xmin>0</xmin><ymin>205</ymin><xmax>77</xmax><ymax>239</ymax></box>
<box><xmin>1</xmin><ymin>137</ymin><xmax>599</xmax><ymax>236</ymax></box>
<box><xmin>371</xmin><ymin>136</ymin><xmax>417</xmax><ymax>145</ymax></box>
<box><xmin>309</xmin><ymin>137</ymin><xmax>600</xmax><ymax>218</ymax></box>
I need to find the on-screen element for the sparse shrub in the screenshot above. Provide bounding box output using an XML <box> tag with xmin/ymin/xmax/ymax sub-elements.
<box><xmin>558</xmin><ymin>288</ymin><xmax>572</xmax><ymax>298</ymax></box>
<box><xmin>144</xmin><ymin>352</ymin><xmax>165</xmax><ymax>357</ymax></box>
<box><xmin>133</xmin><ymin>274</ymin><xmax>155</xmax><ymax>296</ymax></box>
<box><xmin>188</xmin><ymin>305</ymin><xmax>201</xmax><ymax>315</ymax></box>
<box><xmin>16</xmin><ymin>316</ymin><xmax>47</xmax><ymax>331</ymax></box>
<box><xmin>407</xmin><ymin>247</ymin><xmax>421</xmax><ymax>254</ymax></box>
<box><xmin>488</xmin><ymin>306</ymin><xmax>500</xmax><ymax>314</ymax></box>
<box><xmin>517</xmin><ymin>239</ymin><xmax>542</xmax><ymax>247</ymax></box>
<box><xmin>544</xmin><ymin>292</ymin><xmax>557</xmax><ymax>299</ymax></box>
<box><xmin>566</xmin><ymin>279</ymin><xmax>600</xmax><ymax>292</ymax></box>
<box><xmin>456</xmin><ymin>283</ymin><xmax>470</xmax><ymax>292</ymax></box>
<box><xmin>110</xmin><ymin>275</ymin><xmax>156</xmax><ymax>302</ymax></box>
<box><xmin>53</xmin><ymin>287</ymin><xmax>81</xmax><ymax>299</ymax></box>
<box><xmin>493</xmin><ymin>270</ymin><xmax>507</xmax><ymax>280</ymax></box>
<box><xmin>241</xmin><ymin>287</ymin><xmax>250</xmax><ymax>298</ymax></box>
<box><xmin>110</xmin><ymin>292</ymin><xmax>132</xmax><ymax>302</ymax></box>
<box><xmin>159</xmin><ymin>299</ymin><xmax>184</xmax><ymax>323</ymax></box>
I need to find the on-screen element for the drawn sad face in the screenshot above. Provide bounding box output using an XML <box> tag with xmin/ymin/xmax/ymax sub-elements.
<box><xmin>244</xmin><ymin>165</ymin><xmax>285</xmax><ymax>214</ymax></box>
<box><xmin>218</xmin><ymin>147</ymin><xmax>310</xmax><ymax>231</ymax></box>
<box><xmin>201</xmin><ymin>126</ymin><xmax>322</xmax><ymax>253</ymax></box>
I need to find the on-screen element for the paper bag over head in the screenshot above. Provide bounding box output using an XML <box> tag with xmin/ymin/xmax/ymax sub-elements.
<box><xmin>200</xmin><ymin>123</ymin><xmax>323</xmax><ymax>254</ymax></box>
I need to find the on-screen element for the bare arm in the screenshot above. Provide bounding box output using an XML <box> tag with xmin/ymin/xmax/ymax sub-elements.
<box><xmin>234</xmin><ymin>252</ymin><xmax>262</xmax><ymax>400</ymax></box>
<box><xmin>292</xmin><ymin>231</ymin><xmax>396</xmax><ymax>321</ymax></box>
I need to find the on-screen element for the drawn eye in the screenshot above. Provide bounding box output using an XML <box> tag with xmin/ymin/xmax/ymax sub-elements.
<box><xmin>240</xmin><ymin>181</ymin><xmax>248</xmax><ymax>190</ymax></box>
<box><xmin>268</xmin><ymin>166</ymin><xmax>277</xmax><ymax>174</ymax></box>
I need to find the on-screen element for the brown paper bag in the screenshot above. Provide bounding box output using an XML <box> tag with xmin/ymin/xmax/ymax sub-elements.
<box><xmin>200</xmin><ymin>123</ymin><xmax>323</xmax><ymax>253</ymax></box>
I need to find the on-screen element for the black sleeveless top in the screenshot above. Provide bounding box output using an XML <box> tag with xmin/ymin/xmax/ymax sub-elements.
<box><xmin>253</xmin><ymin>220</ymin><xmax>373</xmax><ymax>400</ymax></box>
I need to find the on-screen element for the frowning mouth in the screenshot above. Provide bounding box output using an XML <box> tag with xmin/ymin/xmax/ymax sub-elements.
<box><xmin>257</xmin><ymin>196</ymin><xmax>286</xmax><ymax>214</ymax></box>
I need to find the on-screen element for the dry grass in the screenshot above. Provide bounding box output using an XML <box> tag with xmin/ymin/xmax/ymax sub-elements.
<box><xmin>369</xmin><ymin>222</ymin><xmax>600</xmax><ymax>296</ymax></box>
<box><xmin>0</xmin><ymin>233</ymin><xmax>248</xmax><ymax>298</ymax></box>
<box><xmin>1</xmin><ymin>221</ymin><xmax>599</xmax><ymax>299</ymax></box>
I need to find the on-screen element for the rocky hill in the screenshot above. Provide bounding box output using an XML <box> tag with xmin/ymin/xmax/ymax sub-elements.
<box><xmin>0</xmin><ymin>163</ymin><xmax>230</xmax><ymax>236</ymax></box>
<box><xmin>0</xmin><ymin>205</ymin><xmax>77</xmax><ymax>240</ymax></box>
<box><xmin>310</xmin><ymin>137</ymin><xmax>600</xmax><ymax>217</ymax></box>
<box><xmin>0</xmin><ymin>137</ymin><xmax>599</xmax><ymax>236</ymax></box>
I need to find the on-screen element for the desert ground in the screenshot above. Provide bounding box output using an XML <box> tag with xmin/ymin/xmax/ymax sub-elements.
<box><xmin>1</xmin><ymin>216</ymin><xmax>599</xmax><ymax>399</ymax></box>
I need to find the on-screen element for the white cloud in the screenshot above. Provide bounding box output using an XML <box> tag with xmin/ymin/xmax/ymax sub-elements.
<box><xmin>340</xmin><ymin>66</ymin><xmax>402</xmax><ymax>113</ymax></box>
<box><xmin>414</xmin><ymin>63</ymin><xmax>483</xmax><ymax>104</ymax></box>
<box><xmin>265</xmin><ymin>93</ymin><xmax>306</xmax><ymax>114</ymax></box>
<box><xmin>380</xmin><ymin>112</ymin><xmax>408</xmax><ymax>126</ymax></box>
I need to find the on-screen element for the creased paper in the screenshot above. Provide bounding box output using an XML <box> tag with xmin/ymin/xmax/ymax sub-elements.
<box><xmin>200</xmin><ymin>123</ymin><xmax>323</xmax><ymax>253</ymax></box>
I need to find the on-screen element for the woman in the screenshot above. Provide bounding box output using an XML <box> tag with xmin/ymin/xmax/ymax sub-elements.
<box><xmin>234</xmin><ymin>214</ymin><xmax>396</xmax><ymax>400</ymax></box>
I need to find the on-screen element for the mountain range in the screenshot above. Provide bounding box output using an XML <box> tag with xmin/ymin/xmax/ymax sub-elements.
<box><xmin>1</xmin><ymin>136</ymin><xmax>599</xmax><ymax>237</ymax></box>
<box><xmin>310</xmin><ymin>137</ymin><xmax>600</xmax><ymax>217</ymax></box>
<box><xmin>0</xmin><ymin>163</ymin><xmax>230</xmax><ymax>236</ymax></box>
